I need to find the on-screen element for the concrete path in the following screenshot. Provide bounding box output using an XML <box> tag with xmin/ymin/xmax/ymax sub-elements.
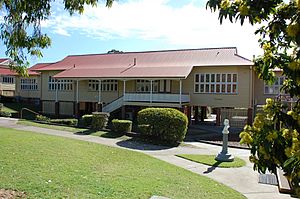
<box><xmin>0</xmin><ymin>117</ymin><xmax>293</xmax><ymax>199</ymax></box>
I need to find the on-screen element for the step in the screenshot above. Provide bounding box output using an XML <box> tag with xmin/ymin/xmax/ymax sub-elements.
<box><xmin>277</xmin><ymin>168</ymin><xmax>293</xmax><ymax>193</ymax></box>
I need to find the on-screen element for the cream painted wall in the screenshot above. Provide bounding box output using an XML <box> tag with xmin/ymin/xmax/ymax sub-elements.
<box><xmin>183</xmin><ymin>66</ymin><xmax>252</xmax><ymax>108</ymax></box>
<box><xmin>41</xmin><ymin>71</ymin><xmax>75</xmax><ymax>101</ymax></box>
<box><xmin>39</xmin><ymin>66</ymin><xmax>254</xmax><ymax>109</ymax></box>
<box><xmin>59</xmin><ymin>101</ymin><xmax>74</xmax><ymax>115</ymax></box>
<box><xmin>15</xmin><ymin>76</ymin><xmax>41</xmax><ymax>98</ymax></box>
<box><xmin>254</xmin><ymin>71</ymin><xmax>283</xmax><ymax>105</ymax></box>
<box><xmin>42</xmin><ymin>101</ymin><xmax>55</xmax><ymax>114</ymax></box>
<box><xmin>0</xmin><ymin>75</ymin><xmax>15</xmax><ymax>95</ymax></box>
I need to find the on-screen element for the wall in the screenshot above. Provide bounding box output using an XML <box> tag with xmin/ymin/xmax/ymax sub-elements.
<box><xmin>59</xmin><ymin>101</ymin><xmax>74</xmax><ymax>115</ymax></box>
<box><xmin>41</xmin><ymin>71</ymin><xmax>75</xmax><ymax>102</ymax></box>
<box><xmin>253</xmin><ymin>71</ymin><xmax>283</xmax><ymax>105</ymax></box>
<box><xmin>0</xmin><ymin>75</ymin><xmax>15</xmax><ymax>96</ymax></box>
<box><xmin>42</xmin><ymin>101</ymin><xmax>55</xmax><ymax>114</ymax></box>
<box><xmin>183</xmin><ymin>65</ymin><xmax>252</xmax><ymax>108</ymax></box>
<box><xmin>15</xmin><ymin>75</ymin><xmax>41</xmax><ymax>99</ymax></box>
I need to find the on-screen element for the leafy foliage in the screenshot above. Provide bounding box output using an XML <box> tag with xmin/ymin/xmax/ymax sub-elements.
<box><xmin>81</xmin><ymin>114</ymin><xmax>93</xmax><ymax>127</ymax></box>
<box><xmin>137</xmin><ymin>108</ymin><xmax>188</xmax><ymax>144</ymax></box>
<box><xmin>0</xmin><ymin>110</ymin><xmax>12</xmax><ymax>117</ymax></box>
<box><xmin>240</xmin><ymin>98</ymin><xmax>300</xmax><ymax>194</ymax></box>
<box><xmin>111</xmin><ymin>119</ymin><xmax>132</xmax><ymax>133</ymax></box>
<box><xmin>50</xmin><ymin>118</ymin><xmax>78</xmax><ymax>126</ymax></box>
<box><xmin>35</xmin><ymin>114</ymin><xmax>50</xmax><ymax>123</ymax></box>
<box><xmin>0</xmin><ymin>0</ymin><xmax>115</xmax><ymax>74</ymax></box>
<box><xmin>207</xmin><ymin>0</ymin><xmax>300</xmax><ymax>195</ymax></box>
<box><xmin>91</xmin><ymin>112</ymin><xmax>109</xmax><ymax>130</ymax></box>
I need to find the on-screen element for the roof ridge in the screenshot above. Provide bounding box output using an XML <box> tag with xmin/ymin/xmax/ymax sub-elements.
<box><xmin>234</xmin><ymin>54</ymin><xmax>252</xmax><ymax>62</ymax></box>
<box><xmin>66</xmin><ymin>47</ymin><xmax>238</xmax><ymax>57</ymax></box>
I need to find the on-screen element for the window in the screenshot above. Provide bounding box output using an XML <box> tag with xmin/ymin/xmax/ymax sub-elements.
<box><xmin>136</xmin><ymin>80</ymin><xmax>158</xmax><ymax>92</ymax></box>
<box><xmin>21</xmin><ymin>78</ymin><xmax>38</xmax><ymax>90</ymax></box>
<box><xmin>2</xmin><ymin>76</ymin><xmax>14</xmax><ymax>84</ymax></box>
<box><xmin>264</xmin><ymin>76</ymin><xmax>285</xmax><ymax>94</ymax></box>
<box><xmin>194</xmin><ymin>73</ymin><xmax>238</xmax><ymax>94</ymax></box>
<box><xmin>48</xmin><ymin>76</ymin><xmax>73</xmax><ymax>91</ymax></box>
<box><xmin>88</xmin><ymin>80</ymin><xmax>118</xmax><ymax>92</ymax></box>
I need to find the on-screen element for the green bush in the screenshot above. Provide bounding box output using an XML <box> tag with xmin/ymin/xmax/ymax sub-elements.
<box><xmin>138</xmin><ymin>124</ymin><xmax>152</xmax><ymax>135</ymax></box>
<box><xmin>35</xmin><ymin>114</ymin><xmax>50</xmax><ymax>123</ymax></box>
<box><xmin>240</xmin><ymin>98</ymin><xmax>300</xmax><ymax>195</ymax></box>
<box><xmin>112</xmin><ymin>119</ymin><xmax>132</xmax><ymax>133</ymax></box>
<box><xmin>0</xmin><ymin>110</ymin><xmax>12</xmax><ymax>117</ymax></box>
<box><xmin>91</xmin><ymin>112</ymin><xmax>109</xmax><ymax>130</ymax></box>
<box><xmin>137</xmin><ymin>108</ymin><xmax>188</xmax><ymax>144</ymax></box>
<box><xmin>50</xmin><ymin>118</ymin><xmax>78</xmax><ymax>126</ymax></box>
<box><xmin>81</xmin><ymin>114</ymin><xmax>93</xmax><ymax>127</ymax></box>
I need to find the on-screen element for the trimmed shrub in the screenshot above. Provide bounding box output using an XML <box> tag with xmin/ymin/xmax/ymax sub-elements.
<box><xmin>91</xmin><ymin>112</ymin><xmax>110</xmax><ymax>130</ymax></box>
<box><xmin>81</xmin><ymin>114</ymin><xmax>93</xmax><ymax>127</ymax></box>
<box><xmin>137</xmin><ymin>108</ymin><xmax>188</xmax><ymax>144</ymax></box>
<box><xmin>112</xmin><ymin>119</ymin><xmax>132</xmax><ymax>133</ymax></box>
<box><xmin>35</xmin><ymin>114</ymin><xmax>50</xmax><ymax>123</ymax></box>
<box><xmin>138</xmin><ymin>124</ymin><xmax>152</xmax><ymax>135</ymax></box>
<box><xmin>0</xmin><ymin>111</ymin><xmax>12</xmax><ymax>117</ymax></box>
<box><xmin>50</xmin><ymin>118</ymin><xmax>78</xmax><ymax>126</ymax></box>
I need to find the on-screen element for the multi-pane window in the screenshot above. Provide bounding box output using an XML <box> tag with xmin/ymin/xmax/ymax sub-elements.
<box><xmin>195</xmin><ymin>73</ymin><xmax>238</xmax><ymax>94</ymax></box>
<box><xmin>88</xmin><ymin>80</ymin><xmax>118</xmax><ymax>92</ymax></box>
<box><xmin>264</xmin><ymin>76</ymin><xmax>285</xmax><ymax>94</ymax></box>
<box><xmin>21</xmin><ymin>78</ymin><xmax>38</xmax><ymax>90</ymax></box>
<box><xmin>48</xmin><ymin>76</ymin><xmax>73</xmax><ymax>91</ymax></box>
<box><xmin>2</xmin><ymin>76</ymin><xmax>14</xmax><ymax>84</ymax></box>
<box><xmin>136</xmin><ymin>80</ymin><xmax>158</xmax><ymax>92</ymax></box>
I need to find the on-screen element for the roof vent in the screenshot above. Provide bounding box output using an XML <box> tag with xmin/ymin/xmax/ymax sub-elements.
<box><xmin>133</xmin><ymin>58</ymin><xmax>137</xmax><ymax>66</ymax></box>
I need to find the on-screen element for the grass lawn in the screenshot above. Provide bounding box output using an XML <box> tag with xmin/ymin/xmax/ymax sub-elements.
<box><xmin>1</xmin><ymin>102</ymin><xmax>40</xmax><ymax>119</ymax></box>
<box><xmin>176</xmin><ymin>154</ymin><xmax>246</xmax><ymax>168</ymax></box>
<box><xmin>0</xmin><ymin>127</ymin><xmax>245</xmax><ymax>199</ymax></box>
<box><xmin>17</xmin><ymin>120</ymin><xmax>129</xmax><ymax>139</ymax></box>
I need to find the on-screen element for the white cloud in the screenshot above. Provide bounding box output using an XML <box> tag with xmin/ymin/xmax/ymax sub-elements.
<box><xmin>42</xmin><ymin>0</ymin><xmax>263</xmax><ymax>59</ymax></box>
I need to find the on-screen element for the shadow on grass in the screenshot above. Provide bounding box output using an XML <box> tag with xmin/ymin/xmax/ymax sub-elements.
<box><xmin>100</xmin><ymin>131</ymin><xmax>124</xmax><ymax>139</ymax></box>
<box><xmin>116</xmin><ymin>136</ymin><xmax>177</xmax><ymax>151</ymax></box>
<box><xmin>74</xmin><ymin>129</ymin><xmax>97</xmax><ymax>135</ymax></box>
<box><xmin>203</xmin><ymin>161</ymin><xmax>222</xmax><ymax>174</ymax></box>
<box><xmin>74</xmin><ymin>129</ymin><xmax>124</xmax><ymax>139</ymax></box>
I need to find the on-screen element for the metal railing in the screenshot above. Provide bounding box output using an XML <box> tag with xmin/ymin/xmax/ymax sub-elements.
<box><xmin>20</xmin><ymin>108</ymin><xmax>40</xmax><ymax>119</ymax></box>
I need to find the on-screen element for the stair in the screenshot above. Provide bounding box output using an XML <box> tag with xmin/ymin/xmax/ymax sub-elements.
<box><xmin>102</xmin><ymin>96</ymin><xmax>124</xmax><ymax>113</ymax></box>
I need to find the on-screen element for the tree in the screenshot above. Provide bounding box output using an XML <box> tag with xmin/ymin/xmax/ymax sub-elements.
<box><xmin>107</xmin><ymin>49</ymin><xmax>124</xmax><ymax>54</ymax></box>
<box><xmin>0</xmin><ymin>0</ymin><xmax>115</xmax><ymax>75</ymax></box>
<box><xmin>207</xmin><ymin>0</ymin><xmax>300</xmax><ymax>195</ymax></box>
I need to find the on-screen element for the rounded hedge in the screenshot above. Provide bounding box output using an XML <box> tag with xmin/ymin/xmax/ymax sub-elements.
<box><xmin>81</xmin><ymin>114</ymin><xmax>93</xmax><ymax>127</ymax></box>
<box><xmin>137</xmin><ymin>108</ymin><xmax>188</xmax><ymax>144</ymax></box>
<box><xmin>91</xmin><ymin>112</ymin><xmax>109</xmax><ymax>130</ymax></box>
<box><xmin>111</xmin><ymin>119</ymin><xmax>132</xmax><ymax>133</ymax></box>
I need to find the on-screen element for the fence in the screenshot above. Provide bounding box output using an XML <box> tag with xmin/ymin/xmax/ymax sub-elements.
<box><xmin>220</xmin><ymin>108</ymin><xmax>249</xmax><ymax>127</ymax></box>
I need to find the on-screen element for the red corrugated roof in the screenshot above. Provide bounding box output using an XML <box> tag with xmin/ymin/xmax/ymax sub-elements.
<box><xmin>0</xmin><ymin>58</ymin><xmax>10</xmax><ymax>65</ymax></box>
<box><xmin>28</xmin><ymin>63</ymin><xmax>52</xmax><ymax>75</ymax></box>
<box><xmin>37</xmin><ymin>47</ymin><xmax>253</xmax><ymax>79</ymax></box>
<box><xmin>0</xmin><ymin>67</ymin><xmax>16</xmax><ymax>75</ymax></box>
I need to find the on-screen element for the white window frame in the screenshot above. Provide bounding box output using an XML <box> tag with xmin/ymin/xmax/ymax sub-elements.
<box><xmin>88</xmin><ymin>80</ymin><xmax>118</xmax><ymax>92</ymax></box>
<box><xmin>2</xmin><ymin>76</ymin><xmax>14</xmax><ymax>84</ymax></box>
<box><xmin>194</xmin><ymin>73</ymin><xmax>238</xmax><ymax>94</ymax></box>
<box><xmin>264</xmin><ymin>76</ymin><xmax>285</xmax><ymax>95</ymax></box>
<box><xmin>20</xmin><ymin>78</ymin><xmax>38</xmax><ymax>90</ymax></box>
<box><xmin>48</xmin><ymin>76</ymin><xmax>73</xmax><ymax>91</ymax></box>
<box><xmin>136</xmin><ymin>80</ymin><xmax>159</xmax><ymax>92</ymax></box>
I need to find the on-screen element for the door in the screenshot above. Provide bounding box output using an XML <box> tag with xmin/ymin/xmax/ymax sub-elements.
<box><xmin>159</xmin><ymin>80</ymin><xmax>171</xmax><ymax>93</ymax></box>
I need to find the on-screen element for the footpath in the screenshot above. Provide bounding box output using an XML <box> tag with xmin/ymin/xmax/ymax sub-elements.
<box><xmin>0</xmin><ymin>117</ymin><xmax>293</xmax><ymax>199</ymax></box>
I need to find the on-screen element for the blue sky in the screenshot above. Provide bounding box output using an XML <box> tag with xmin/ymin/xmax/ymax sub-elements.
<box><xmin>0</xmin><ymin>0</ymin><xmax>262</xmax><ymax>66</ymax></box>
